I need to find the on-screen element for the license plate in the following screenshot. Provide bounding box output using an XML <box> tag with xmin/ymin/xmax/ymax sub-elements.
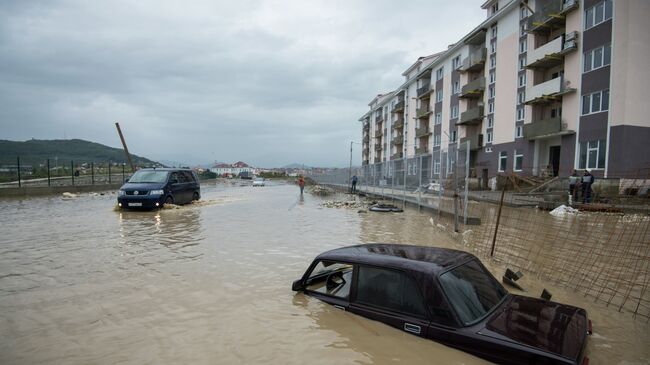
<box><xmin>128</xmin><ymin>202</ymin><xmax>142</xmax><ymax>207</ymax></box>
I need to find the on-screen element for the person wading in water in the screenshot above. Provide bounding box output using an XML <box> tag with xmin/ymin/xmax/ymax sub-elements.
<box><xmin>297</xmin><ymin>175</ymin><xmax>305</xmax><ymax>195</ymax></box>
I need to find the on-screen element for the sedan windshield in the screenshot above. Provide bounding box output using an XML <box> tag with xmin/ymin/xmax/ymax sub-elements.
<box><xmin>439</xmin><ymin>260</ymin><xmax>507</xmax><ymax>325</ymax></box>
<box><xmin>128</xmin><ymin>170</ymin><xmax>169</xmax><ymax>183</ymax></box>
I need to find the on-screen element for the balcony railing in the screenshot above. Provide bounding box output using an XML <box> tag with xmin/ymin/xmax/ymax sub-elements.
<box><xmin>527</xmin><ymin>0</ymin><xmax>577</xmax><ymax>33</ymax></box>
<box><xmin>416</xmin><ymin>107</ymin><xmax>432</xmax><ymax>119</ymax></box>
<box><xmin>417</xmin><ymin>82</ymin><xmax>432</xmax><ymax>98</ymax></box>
<box><xmin>391</xmin><ymin>134</ymin><xmax>404</xmax><ymax>145</ymax></box>
<box><xmin>526</xmin><ymin>32</ymin><xmax>579</xmax><ymax>69</ymax></box>
<box><xmin>460</xmin><ymin>77</ymin><xmax>486</xmax><ymax>98</ymax></box>
<box><xmin>393</xmin><ymin>119</ymin><xmax>404</xmax><ymax>129</ymax></box>
<box><xmin>415</xmin><ymin>146</ymin><xmax>429</xmax><ymax>155</ymax></box>
<box><xmin>524</xmin><ymin>76</ymin><xmax>575</xmax><ymax>104</ymax></box>
<box><xmin>374</xmin><ymin>144</ymin><xmax>382</xmax><ymax>151</ymax></box>
<box><xmin>458</xmin><ymin>106</ymin><xmax>485</xmax><ymax>125</ymax></box>
<box><xmin>375</xmin><ymin>114</ymin><xmax>383</xmax><ymax>122</ymax></box>
<box><xmin>460</xmin><ymin>48</ymin><xmax>487</xmax><ymax>73</ymax></box>
<box><xmin>392</xmin><ymin>100</ymin><xmax>405</xmax><ymax>113</ymax></box>
<box><xmin>523</xmin><ymin>117</ymin><xmax>574</xmax><ymax>139</ymax></box>
<box><xmin>391</xmin><ymin>152</ymin><xmax>403</xmax><ymax>160</ymax></box>
<box><xmin>375</xmin><ymin>129</ymin><xmax>383</xmax><ymax>138</ymax></box>
<box><xmin>415</xmin><ymin>126</ymin><xmax>431</xmax><ymax>138</ymax></box>
<box><xmin>460</xmin><ymin>134</ymin><xmax>483</xmax><ymax>151</ymax></box>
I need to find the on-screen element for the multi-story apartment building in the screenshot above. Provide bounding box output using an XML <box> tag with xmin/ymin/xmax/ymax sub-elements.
<box><xmin>359</xmin><ymin>0</ymin><xmax>649</xmax><ymax>181</ymax></box>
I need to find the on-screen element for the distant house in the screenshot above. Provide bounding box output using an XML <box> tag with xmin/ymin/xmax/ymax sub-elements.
<box><xmin>209</xmin><ymin>161</ymin><xmax>255</xmax><ymax>176</ymax></box>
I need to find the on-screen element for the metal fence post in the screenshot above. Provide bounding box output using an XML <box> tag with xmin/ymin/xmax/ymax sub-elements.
<box><xmin>454</xmin><ymin>146</ymin><xmax>459</xmax><ymax>233</ymax></box>
<box><xmin>108</xmin><ymin>162</ymin><xmax>112</xmax><ymax>184</ymax></box>
<box><xmin>418</xmin><ymin>155</ymin><xmax>422</xmax><ymax>212</ymax></box>
<box><xmin>71</xmin><ymin>160</ymin><xmax>74</xmax><ymax>186</ymax></box>
<box><xmin>91</xmin><ymin>162</ymin><xmax>95</xmax><ymax>185</ymax></box>
<box><xmin>122</xmin><ymin>164</ymin><xmax>125</xmax><ymax>182</ymax></box>
<box><xmin>402</xmin><ymin>157</ymin><xmax>407</xmax><ymax>209</ymax></box>
<box><xmin>17</xmin><ymin>157</ymin><xmax>21</xmax><ymax>188</ymax></box>
<box><xmin>47</xmin><ymin>158</ymin><xmax>51</xmax><ymax>187</ymax></box>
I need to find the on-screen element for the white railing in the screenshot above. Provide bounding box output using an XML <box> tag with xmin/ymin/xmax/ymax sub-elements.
<box><xmin>525</xmin><ymin>76</ymin><xmax>571</xmax><ymax>103</ymax></box>
<box><xmin>527</xmin><ymin>37</ymin><xmax>563</xmax><ymax>67</ymax></box>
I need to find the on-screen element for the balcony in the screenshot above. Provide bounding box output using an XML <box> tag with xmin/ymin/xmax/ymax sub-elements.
<box><xmin>375</xmin><ymin>114</ymin><xmax>383</xmax><ymax>122</ymax></box>
<box><xmin>524</xmin><ymin>76</ymin><xmax>575</xmax><ymax>105</ymax></box>
<box><xmin>363</xmin><ymin>122</ymin><xmax>369</xmax><ymax>131</ymax></box>
<box><xmin>392</xmin><ymin>119</ymin><xmax>404</xmax><ymax>129</ymax></box>
<box><xmin>527</xmin><ymin>32</ymin><xmax>579</xmax><ymax>69</ymax></box>
<box><xmin>415</xmin><ymin>126</ymin><xmax>431</xmax><ymax>138</ymax></box>
<box><xmin>416</xmin><ymin>107</ymin><xmax>432</xmax><ymax>119</ymax></box>
<box><xmin>391</xmin><ymin>134</ymin><xmax>404</xmax><ymax>145</ymax></box>
<box><xmin>527</xmin><ymin>0</ymin><xmax>578</xmax><ymax>34</ymax></box>
<box><xmin>363</xmin><ymin>134</ymin><xmax>369</xmax><ymax>143</ymax></box>
<box><xmin>459</xmin><ymin>77</ymin><xmax>486</xmax><ymax>99</ymax></box>
<box><xmin>458</xmin><ymin>106</ymin><xmax>484</xmax><ymax>125</ymax></box>
<box><xmin>374</xmin><ymin>157</ymin><xmax>381</xmax><ymax>163</ymax></box>
<box><xmin>523</xmin><ymin>117</ymin><xmax>575</xmax><ymax>140</ymax></box>
<box><xmin>415</xmin><ymin>146</ymin><xmax>429</xmax><ymax>155</ymax></box>
<box><xmin>460</xmin><ymin>48</ymin><xmax>487</xmax><ymax>73</ymax></box>
<box><xmin>460</xmin><ymin>134</ymin><xmax>483</xmax><ymax>151</ymax></box>
<box><xmin>375</xmin><ymin>129</ymin><xmax>383</xmax><ymax>138</ymax></box>
<box><xmin>362</xmin><ymin>159</ymin><xmax>369</xmax><ymax>166</ymax></box>
<box><xmin>391</xmin><ymin>152</ymin><xmax>403</xmax><ymax>160</ymax></box>
<box><xmin>392</xmin><ymin>100</ymin><xmax>405</xmax><ymax>113</ymax></box>
<box><xmin>374</xmin><ymin>144</ymin><xmax>382</xmax><ymax>151</ymax></box>
<box><xmin>417</xmin><ymin>82</ymin><xmax>432</xmax><ymax>98</ymax></box>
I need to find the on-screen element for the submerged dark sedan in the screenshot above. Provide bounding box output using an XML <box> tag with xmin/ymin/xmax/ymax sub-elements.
<box><xmin>117</xmin><ymin>168</ymin><xmax>200</xmax><ymax>209</ymax></box>
<box><xmin>292</xmin><ymin>244</ymin><xmax>591</xmax><ymax>365</ymax></box>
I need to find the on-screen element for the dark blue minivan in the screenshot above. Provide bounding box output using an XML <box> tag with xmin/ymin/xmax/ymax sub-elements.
<box><xmin>117</xmin><ymin>168</ymin><xmax>200</xmax><ymax>209</ymax></box>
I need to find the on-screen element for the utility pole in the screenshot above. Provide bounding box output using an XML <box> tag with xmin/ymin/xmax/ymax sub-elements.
<box><xmin>348</xmin><ymin>141</ymin><xmax>353</xmax><ymax>192</ymax></box>
<box><xmin>115</xmin><ymin>122</ymin><xmax>135</xmax><ymax>172</ymax></box>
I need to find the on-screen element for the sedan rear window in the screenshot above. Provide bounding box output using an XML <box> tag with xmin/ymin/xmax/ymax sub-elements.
<box><xmin>129</xmin><ymin>170</ymin><xmax>169</xmax><ymax>183</ymax></box>
<box><xmin>439</xmin><ymin>260</ymin><xmax>507</xmax><ymax>325</ymax></box>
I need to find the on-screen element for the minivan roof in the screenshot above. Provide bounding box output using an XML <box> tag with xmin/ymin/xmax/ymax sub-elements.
<box><xmin>315</xmin><ymin>244</ymin><xmax>475</xmax><ymax>275</ymax></box>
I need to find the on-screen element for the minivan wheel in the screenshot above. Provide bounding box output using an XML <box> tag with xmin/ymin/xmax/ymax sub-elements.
<box><xmin>192</xmin><ymin>192</ymin><xmax>200</xmax><ymax>201</ymax></box>
<box><xmin>165</xmin><ymin>196</ymin><xmax>174</xmax><ymax>206</ymax></box>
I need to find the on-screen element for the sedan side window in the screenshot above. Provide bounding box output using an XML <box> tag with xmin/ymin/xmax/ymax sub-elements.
<box><xmin>355</xmin><ymin>266</ymin><xmax>426</xmax><ymax>318</ymax></box>
<box><xmin>304</xmin><ymin>261</ymin><xmax>353</xmax><ymax>299</ymax></box>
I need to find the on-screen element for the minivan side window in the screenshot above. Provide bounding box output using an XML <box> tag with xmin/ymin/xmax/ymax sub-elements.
<box><xmin>169</xmin><ymin>172</ymin><xmax>179</xmax><ymax>184</ymax></box>
<box><xmin>183</xmin><ymin>171</ymin><xmax>196</xmax><ymax>183</ymax></box>
<box><xmin>355</xmin><ymin>266</ymin><xmax>426</xmax><ymax>318</ymax></box>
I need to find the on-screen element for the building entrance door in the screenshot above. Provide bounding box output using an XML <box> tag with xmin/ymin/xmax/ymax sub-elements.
<box><xmin>549</xmin><ymin>146</ymin><xmax>561</xmax><ymax>177</ymax></box>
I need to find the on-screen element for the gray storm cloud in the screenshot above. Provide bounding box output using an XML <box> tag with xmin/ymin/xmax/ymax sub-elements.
<box><xmin>0</xmin><ymin>0</ymin><xmax>483</xmax><ymax>166</ymax></box>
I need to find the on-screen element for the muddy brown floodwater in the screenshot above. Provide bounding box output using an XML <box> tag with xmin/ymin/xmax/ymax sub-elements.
<box><xmin>0</xmin><ymin>182</ymin><xmax>648</xmax><ymax>364</ymax></box>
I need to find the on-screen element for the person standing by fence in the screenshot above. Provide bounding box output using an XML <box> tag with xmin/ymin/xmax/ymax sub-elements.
<box><xmin>568</xmin><ymin>170</ymin><xmax>580</xmax><ymax>205</ymax></box>
<box><xmin>581</xmin><ymin>170</ymin><xmax>595</xmax><ymax>203</ymax></box>
<box><xmin>351</xmin><ymin>175</ymin><xmax>358</xmax><ymax>193</ymax></box>
<box><xmin>297</xmin><ymin>175</ymin><xmax>305</xmax><ymax>195</ymax></box>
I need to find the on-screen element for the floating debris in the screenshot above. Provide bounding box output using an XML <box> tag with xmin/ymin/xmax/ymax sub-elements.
<box><xmin>61</xmin><ymin>192</ymin><xmax>78</xmax><ymax>199</ymax></box>
<box><xmin>320</xmin><ymin>200</ymin><xmax>364</xmax><ymax>209</ymax></box>
<box><xmin>369</xmin><ymin>203</ymin><xmax>403</xmax><ymax>213</ymax></box>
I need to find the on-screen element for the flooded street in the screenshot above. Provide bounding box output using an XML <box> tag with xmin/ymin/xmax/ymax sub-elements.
<box><xmin>1</xmin><ymin>182</ymin><xmax>648</xmax><ymax>364</ymax></box>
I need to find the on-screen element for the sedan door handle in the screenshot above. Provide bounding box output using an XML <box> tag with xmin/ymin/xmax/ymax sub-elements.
<box><xmin>404</xmin><ymin>323</ymin><xmax>421</xmax><ymax>334</ymax></box>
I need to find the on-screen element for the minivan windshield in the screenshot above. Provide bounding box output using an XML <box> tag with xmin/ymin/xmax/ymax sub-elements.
<box><xmin>128</xmin><ymin>170</ymin><xmax>169</xmax><ymax>183</ymax></box>
<box><xmin>439</xmin><ymin>260</ymin><xmax>507</xmax><ymax>325</ymax></box>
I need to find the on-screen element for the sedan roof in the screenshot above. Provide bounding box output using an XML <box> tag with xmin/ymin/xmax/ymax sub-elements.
<box><xmin>316</xmin><ymin>244</ymin><xmax>476</xmax><ymax>275</ymax></box>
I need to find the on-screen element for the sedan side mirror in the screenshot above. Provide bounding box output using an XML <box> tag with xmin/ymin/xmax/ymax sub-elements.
<box><xmin>292</xmin><ymin>279</ymin><xmax>304</xmax><ymax>291</ymax></box>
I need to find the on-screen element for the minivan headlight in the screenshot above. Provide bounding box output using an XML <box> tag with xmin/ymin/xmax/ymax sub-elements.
<box><xmin>118</xmin><ymin>189</ymin><xmax>126</xmax><ymax>196</ymax></box>
<box><xmin>149</xmin><ymin>189</ymin><xmax>164</xmax><ymax>195</ymax></box>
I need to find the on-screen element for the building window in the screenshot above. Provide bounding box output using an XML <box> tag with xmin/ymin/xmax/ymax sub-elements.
<box><xmin>579</xmin><ymin>139</ymin><xmax>606</xmax><ymax>169</ymax></box>
<box><xmin>486</xmin><ymin>131</ymin><xmax>493</xmax><ymax>143</ymax></box>
<box><xmin>583</xmin><ymin>44</ymin><xmax>612</xmax><ymax>73</ymax></box>
<box><xmin>487</xmin><ymin>116</ymin><xmax>494</xmax><ymax>128</ymax></box>
<box><xmin>515</xmin><ymin>125</ymin><xmax>523</xmax><ymax>138</ymax></box>
<box><xmin>434</xmin><ymin>160</ymin><xmax>441</xmax><ymax>174</ymax></box>
<box><xmin>488</xmin><ymin>101</ymin><xmax>494</xmax><ymax>113</ymax></box>
<box><xmin>519</xmin><ymin>57</ymin><xmax>526</xmax><ymax>71</ymax></box>
<box><xmin>489</xmin><ymin>70</ymin><xmax>496</xmax><ymax>84</ymax></box>
<box><xmin>516</xmin><ymin>108</ymin><xmax>525</xmax><ymax>121</ymax></box>
<box><xmin>498</xmin><ymin>151</ymin><xmax>507</xmax><ymax>172</ymax></box>
<box><xmin>490</xmin><ymin>41</ymin><xmax>496</xmax><ymax>54</ymax></box>
<box><xmin>436</xmin><ymin>67</ymin><xmax>444</xmax><ymax>81</ymax></box>
<box><xmin>453</xmin><ymin>81</ymin><xmax>460</xmax><ymax>94</ymax></box>
<box><xmin>581</xmin><ymin>89</ymin><xmax>610</xmax><ymax>115</ymax></box>
<box><xmin>491</xmin><ymin>3</ymin><xmax>499</xmax><ymax>15</ymax></box>
<box><xmin>435</xmin><ymin>112</ymin><xmax>442</xmax><ymax>125</ymax></box>
<box><xmin>514</xmin><ymin>150</ymin><xmax>523</xmax><ymax>171</ymax></box>
<box><xmin>451</xmin><ymin>105</ymin><xmax>459</xmax><ymax>119</ymax></box>
<box><xmin>518</xmin><ymin>74</ymin><xmax>526</xmax><ymax>87</ymax></box>
<box><xmin>585</xmin><ymin>0</ymin><xmax>613</xmax><ymax>30</ymax></box>
<box><xmin>520</xmin><ymin>24</ymin><xmax>526</xmax><ymax>36</ymax></box>
<box><xmin>491</xmin><ymin>25</ymin><xmax>498</xmax><ymax>39</ymax></box>
<box><xmin>434</xmin><ymin>134</ymin><xmax>441</xmax><ymax>146</ymax></box>
<box><xmin>451</xmin><ymin>130</ymin><xmax>457</xmax><ymax>142</ymax></box>
<box><xmin>520</xmin><ymin>39</ymin><xmax>527</xmax><ymax>54</ymax></box>
<box><xmin>520</xmin><ymin>7</ymin><xmax>528</xmax><ymax>19</ymax></box>
<box><xmin>485</xmin><ymin>146</ymin><xmax>493</xmax><ymax>153</ymax></box>
<box><xmin>518</xmin><ymin>91</ymin><xmax>525</xmax><ymax>104</ymax></box>
<box><xmin>436</xmin><ymin>89</ymin><xmax>443</xmax><ymax>102</ymax></box>
<box><xmin>452</xmin><ymin>55</ymin><xmax>461</xmax><ymax>70</ymax></box>
<box><xmin>488</xmin><ymin>86</ymin><xmax>495</xmax><ymax>99</ymax></box>
<box><xmin>490</xmin><ymin>55</ymin><xmax>497</xmax><ymax>69</ymax></box>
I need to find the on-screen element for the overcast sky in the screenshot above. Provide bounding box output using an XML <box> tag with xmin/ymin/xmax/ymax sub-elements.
<box><xmin>0</xmin><ymin>0</ymin><xmax>484</xmax><ymax>167</ymax></box>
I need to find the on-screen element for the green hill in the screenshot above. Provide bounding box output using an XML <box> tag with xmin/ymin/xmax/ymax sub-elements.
<box><xmin>0</xmin><ymin>139</ymin><xmax>159</xmax><ymax>167</ymax></box>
